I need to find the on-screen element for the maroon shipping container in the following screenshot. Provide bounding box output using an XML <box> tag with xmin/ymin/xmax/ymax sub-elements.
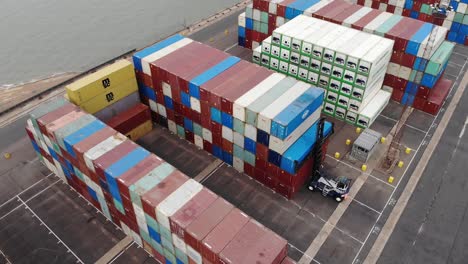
<box><xmin>416</xmin><ymin>86</ymin><xmax>431</xmax><ymax>99</ymax></box>
<box><xmin>106</xmin><ymin>104</ymin><xmax>151</xmax><ymax>135</ymax></box>
<box><xmin>391</xmin><ymin>89</ymin><xmax>404</xmax><ymax>102</ymax></box>
<box><xmin>222</xmin><ymin>139</ymin><xmax>233</xmax><ymax>154</ymax></box>
<box><xmin>401</xmin><ymin>53</ymin><xmax>416</xmax><ymax>68</ymax></box>
<box><xmin>352</xmin><ymin>9</ymin><xmax>382</xmax><ymax>31</ymax></box>
<box><xmin>321</xmin><ymin>1</ymin><xmax>354</xmax><ymax>23</ymax></box>
<box><xmin>150</xmin><ymin>41</ymin><xmax>227</xmax><ymax>95</ymax></box>
<box><xmin>424</xmin><ymin>78</ymin><xmax>452</xmax><ymax>115</ymax></box>
<box><xmin>37</xmin><ymin>103</ymin><xmax>78</xmax><ymax>135</ymax></box>
<box><xmin>413</xmin><ymin>97</ymin><xmax>427</xmax><ymax>111</ymax></box>
<box><xmin>219</xmin><ymin>219</ymin><xmax>287</xmax><ymax>264</ymax></box>
<box><xmin>117</xmin><ymin>155</ymin><xmax>163</xmax><ymax>200</ymax></box>
<box><xmin>394</xmin><ymin>20</ymin><xmax>424</xmax><ymax>51</ymax></box>
<box><xmin>201</xmin><ymin>208</ymin><xmax>250</xmax><ymax>263</ymax></box>
<box><xmin>93</xmin><ymin>140</ymin><xmax>136</xmax><ymax>182</ymax></box>
<box><xmin>219</xmin><ymin>67</ymin><xmax>272</xmax><ymax>114</ymax></box>
<box><xmin>44</xmin><ymin>109</ymin><xmax>87</xmax><ymax>142</ymax></box>
<box><xmin>184</xmin><ymin>198</ymin><xmax>234</xmax><ymax>253</ymax></box>
<box><xmin>170</xmin><ymin>188</ymin><xmax>218</xmax><ymax>239</ymax></box>
<box><xmin>200</xmin><ymin>61</ymin><xmax>250</xmax><ymax>104</ymax></box>
<box><xmin>141</xmin><ymin>170</ymin><xmax>189</xmax><ymax>219</ymax></box>
<box><xmin>312</xmin><ymin>0</ymin><xmax>347</xmax><ymax>20</ymax></box>
<box><xmin>244</xmin><ymin>163</ymin><xmax>255</xmax><ymax>177</ymax></box>
<box><xmin>331</xmin><ymin>5</ymin><xmax>363</xmax><ymax>24</ymax></box>
<box><xmin>276</xmin><ymin>0</ymin><xmax>296</xmax><ymax>17</ymax></box>
<box><xmin>72</xmin><ymin>127</ymin><xmax>118</xmax><ymax>177</ymax></box>
<box><xmin>385</xmin><ymin>17</ymin><xmax>413</xmax><ymax>41</ymax></box>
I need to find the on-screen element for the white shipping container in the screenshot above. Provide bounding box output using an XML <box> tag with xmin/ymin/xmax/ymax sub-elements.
<box><xmin>357</xmin><ymin>90</ymin><xmax>391</xmax><ymax>128</ymax></box>
<box><xmin>157</xmin><ymin>103</ymin><xmax>167</xmax><ymax>118</ymax></box>
<box><xmin>233</xmin><ymin>132</ymin><xmax>244</xmax><ymax>148</ymax></box>
<box><xmin>244</xmin><ymin>124</ymin><xmax>257</xmax><ymax>141</ymax></box>
<box><xmin>257</xmin><ymin>82</ymin><xmax>310</xmax><ymax>133</ymax></box>
<box><xmin>172</xmin><ymin>233</ymin><xmax>187</xmax><ymax>253</ymax></box>
<box><xmin>233</xmin><ymin>156</ymin><xmax>244</xmax><ymax>172</ymax></box>
<box><xmin>84</xmin><ymin>134</ymin><xmax>127</xmax><ymax>172</ymax></box>
<box><xmin>233</xmin><ymin>73</ymin><xmax>284</xmax><ymax>121</ymax></box>
<box><xmin>343</xmin><ymin>7</ymin><xmax>373</xmax><ymax>27</ymax></box>
<box><xmin>304</xmin><ymin>0</ymin><xmax>333</xmax><ymax>16</ymax></box>
<box><xmin>238</xmin><ymin>12</ymin><xmax>246</xmax><ymax>28</ymax></box>
<box><xmin>190</xmin><ymin>97</ymin><xmax>201</xmax><ymax>113</ymax></box>
<box><xmin>133</xmin><ymin>203</ymin><xmax>149</xmax><ymax>234</ymax></box>
<box><xmin>156</xmin><ymin>179</ymin><xmax>203</xmax><ymax>231</ymax></box>
<box><xmin>149</xmin><ymin>99</ymin><xmax>158</xmax><ymax>113</ymax></box>
<box><xmin>269</xmin><ymin>109</ymin><xmax>321</xmax><ymax>154</ymax></box>
<box><xmin>222</xmin><ymin>126</ymin><xmax>234</xmax><ymax>142</ymax></box>
<box><xmin>363</xmin><ymin>13</ymin><xmax>393</xmax><ymax>34</ymax></box>
<box><xmin>194</xmin><ymin>135</ymin><xmax>203</xmax><ymax>149</ymax></box>
<box><xmin>168</xmin><ymin>120</ymin><xmax>177</xmax><ymax>134</ymax></box>
<box><xmin>187</xmin><ymin>245</ymin><xmax>202</xmax><ymax>264</ymax></box>
<box><xmin>202</xmin><ymin>128</ymin><xmax>212</xmax><ymax>143</ymax></box>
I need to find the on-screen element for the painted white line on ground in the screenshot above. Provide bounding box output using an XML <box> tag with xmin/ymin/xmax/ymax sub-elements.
<box><xmin>362</xmin><ymin>64</ymin><xmax>468</xmax><ymax>264</ymax></box>
<box><xmin>0</xmin><ymin>179</ymin><xmax>59</xmax><ymax>221</ymax></box>
<box><xmin>353</xmin><ymin>198</ymin><xmax>382</xmax><ymax>216</ymax></box>
<box><xmin>380</xmin><ymin>114</ymin><xmax>428</xmax><ymax>134</ymax></box>
<box><xmin>17</xmin><ymin>196</ymin><xmax>84</xmax><ymax>263</ymax></box>
<box><xmin>288</xmin><ymin>243</ymin><xmax>322</xmax><ymax>264</ymax></box>
<box><xmin>458</xmin><ymin>116</ymin><xmax>468</xmax><ymax>139</ymax></box>
<box><xmin>0</xmin><ymin>249</ymin><xmax>12</xmax><ymax>264</ymax></box>
<box><xmin>224</xmin><ymin>42</ymin><xmax>238</xmax><ymax>52</ymax></box>
<box><xmin>0</xmin><ymin>176</ymin><xmax>47</xmax><ymax>209</ymax></box>
<box><xmin>326</xmin><ymin>154</ymin><xmax>395</xmax><ymax>189</ymax></box>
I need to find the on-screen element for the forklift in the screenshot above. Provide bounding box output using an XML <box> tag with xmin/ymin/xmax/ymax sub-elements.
<box><xmin>307</xmin><ymin>118</ymin><xmax>351</xmax><ymax>203</ymax></box>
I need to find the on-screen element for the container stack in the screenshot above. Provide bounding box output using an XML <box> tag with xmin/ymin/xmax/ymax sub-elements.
<box><xmin>255</xmin><ymin>15</ymin><xmax>394</xmax><ymax>128</ymax></box>
<box><xmin>347</xmin><ymin>0</ymin><xmax>467</xmax><ymax>45</ymax></box>
<box><xmin>133</xmin><ymin>34</ymin><xmax>332</xmax><ymax>199</ymax></box>
<box><xmin>66</xmin><ymin>60</ymin><xmax>152</xmax><ymax>140</ymax></box>
<box><xmin>239</xmin><ymin>0</ymin><xmax>455</xmax><ymax>116</ymax></box>
<box><xmin>25</xmin><ymin>100</ymin><xmax>290</xmax><ymax>264</ymax></box>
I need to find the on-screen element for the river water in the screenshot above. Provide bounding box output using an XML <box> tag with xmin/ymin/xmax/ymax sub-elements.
<box><xmin>0</xmin><ymin>0</ymin><xmax>241</xmax><ymax>87</ymax></box>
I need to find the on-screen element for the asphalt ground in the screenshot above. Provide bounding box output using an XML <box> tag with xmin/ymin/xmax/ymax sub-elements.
<box><xmin>0</xmin><ymin>8</ymin><xmax>467</xmax><ymax>264</ymax></box>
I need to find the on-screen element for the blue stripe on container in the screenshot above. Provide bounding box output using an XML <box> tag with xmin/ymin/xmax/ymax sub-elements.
<box><xmin>164</xmin><ymin>96</ymin><xmax>174</xmax><ymax>110</ymax></box>
<box><xmin>268</xmin><ymin>150</ymin><xmax>282</xmax><ymax>167</ymax></box>
<box><xmin>105</xmin><ymin>147</ymin><xmax>150</xmax><ymax>203</ymax></box>
<box><xmin>280</xmin><ymin>121</ymin><xmax>332</xmax><ymax>174</ymax></box>
<box><xmin>406</xmin><ymin>23</ymin><xmax>432</xmax><ymax>55</ymax></box>
<box><xmin>257</xmin><ymin>129</ymin><xmax>270</xmax><ymax>146</ymax></box>
<box><xmin>222</xmin><ymin>151</ymin><xmax>233</xmax><ymax>165</ymax></box>
<box><xmin>221</xmin><ymin>112</ymin><xmax>233</xmax><ymax>129</ymax></box>
<box><xmin>48</xmin><ymin>146</ymin><xmax>59</xmax><ymax>161</ymax></box>
<box><xmin>64</xmin><ymin>120</ymin><xmax>106</xmax><ymax>158</ymax></box>
<box><xmin>181</xmin><ymin>92</ymin><xmax>191</xmax><ymax>107</ymax></box>
<box><xmin>238</xmin><ymin>26</ymin><xmax>246</xmax><ymax>38</ymax></box>
<box><xmin>189</xmin><ymin>56</ymin><xmax>240</xmax><ymax>99</ymax></box>
<box><xmin>184</xmin><ymin>118</ymin><xmax>193</xmax><ymax>132</ymax></box>
<box><xmin>246</xmin><ymin>18</ymin><xmax>253</xmax><ymax>30</ymax></box>
<box><xmin>212</xmin><ymin>145</ymin><xmax>223</xmax><ymax>159</ymax></box>
<box><xmin>141</xmin><ymin>85</ymin><xmax>157</xmax><ymax>101</ymax></box>
<box><xmin>148</xmin><ymin>226</ymin><xmax>161</xmax><ymax>243</ymax></box>
<box><xmin>244</xmin><ymin>137</ymin><xmax>256</xmax><ymax>154</ymax></box>
<box><xmin>31</xmin><ymin>141</ymin><xmax>40</xmax><ymax>153</ymax></box>
<box><xmin>87</xmin><ymin>187</ymin><xmax>98</xmax><ymax>201</ymax></box>
<box><xmin>132</xmin><ymin>34</ymin><xmax>184</xmax><ymax>72</ymax></box>
<box><xmin>271</xmin><ymin>88</ymin><xmax>323</xmax><ymax>139</ymax></box>
<box><xmin>211</xmin><ymin>108</ymin><xmax>222</xmax><ymax>123</ymax></box>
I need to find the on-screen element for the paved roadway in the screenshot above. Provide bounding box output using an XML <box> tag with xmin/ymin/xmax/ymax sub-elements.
<box><xmin>377</xmin><ymin>46</ymin><xmax>468</xmax><ymax>264</ymax></box>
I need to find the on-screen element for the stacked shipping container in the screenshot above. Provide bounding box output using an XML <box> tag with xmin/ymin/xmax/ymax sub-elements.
<box><xmin>66</xmin><ymin>60</ymin><xmax>152</xmax><ymax>140</ymax></box>
<box><xmin>238</xmin><ymin>0</ymin><xmax>455</xmax><ymax>116</ymax></box>
<box><xmin>347</xmin><ymin>0</ymin><xmax>468</xmax><ymax>45</ymax></box>
<box><xmin>254</xmin><ymin>15</ymin><xmax>393</xmax><ymax>128</ymax></box>
<box><xmin>25</xmin><ymin>100</ymin><xmax>291</xmax><ymax>264</ymax></box>
<box><xmin>133</xmin><ymin>34</ymin><xmax>332</xmax><ymax>199</ymax></box>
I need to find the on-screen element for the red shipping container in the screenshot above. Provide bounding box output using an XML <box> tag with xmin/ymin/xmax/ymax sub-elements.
<box><xmin>175</xmin><ymin>113</ymin><xmax>184</xmax><ymax>126</ymax></box>
<box><xmin>394</xmin><ymin>77</ymin><xmax>408</xmax><ymax>91</ymax></box>
<box><xmin>93</xmin><ymin>140</ymin><xmax>136</xmax><ymax>182</ymax></box>
<box><xmin>44</xmin><ymin>109</ymin><xmax>86</xmax><ymax>143</ymax></box>
<box><xmin>166</xmin><ymin>108</ymin><xmax>175</xmax><ymax>121</ymax></box>
<box><xmin>413</xmin><ymin>1</ymin><xmax>422</xmax><ymax>10</ymax></box>
<box><xmin>402</xmin><ymin>9</ymin><xmax>411</xmax><ymax>17</ymax></box>
<box><xmin>210</xmin><ymin>121</ymin><xmax>222</xmax><ymax>135</ymax></box>
<box><xmin>332</xmin><ymin>5</ymin><xmax>363</xmax><ymax>24</ymax></box>
<box><xmin>212</xmin><ymin>133</ymin><xmax>222</xmax><ymax>146</ymax></box>
<box><xmin>117</xmin><ymin>155</ymin><xmax>163</xmax><ymax>200</ymax></box>
<box><xmin>384</xmin><ymin>74</ymin><xmax>396</xmax><ymax>87</ymax></box>
<box><xmin>256</xmin><ymin>143</ymin><xmax>269</xmax><ymax>161</ymax></box>
<box><xmin>424</xmin><ymin>78</ymin><xmax>452</xmax><ymax>115</ymax></box>
<box><xmin>201</xmin><ymin>208</ymin><xmax>250</xmax><ymax>263</ymax></box>
<box><xmin>37</xmin><ymin>103</ymin><xmax>78</xmax><ymax>135</ymax></box>
<box><xmin>276</xmin><ymin>0</ymin><xmax>296</xmax><ymax>17</ymax></box>
<box><xmin>219</xmin><ymin>66</ymin><xmax>271</xmax><ymax>115</ymax></box>
<box><xmin>255</xmin><ymin>158</ymin><xmax>268</xmax><ymax>172</ymax></box>
<box><xmin>312</xmin><ymin>0</ymin><xmax>345</xmax><ymax>20</ymax></box>
<box><xmin>170</xmin><ymin>188</ymin><xmax>218</xmax><ymax>239</ymax></box>
<box><xmin>254</xmin><ymin>168</ymin><xmax>267</xmax><ymax>185</ymax></box>
<box><xmin>387</xmin><ymin>5</ymin><xmax>396</xmax><ymax>13</ymax></box>
<box><xmin>401</xmin><ymin>53</ymin><xmax>416</xmax><ymax>68</ymax></box>
<box><xmin>222</xmin><ymin>139</ymin><xmax>233</xmax><ymax>153</ymax></box>
<box><xmin>106</xmin><ymin>104</ymin><xmax>151</xmax><ymax>135</ymax></box>
<box><xmin>173</xmin><ymin>101</ymin><xmax>183</xmax><ymax>113</ymax></box>
<box><xmin>185</xmin><ymin>198</ymin><xmax>234</xmax><ymax>253</ymax></box>
<box><xmin>203</xmin><ymin>140</ymin><xmax>213</xmax><ymax>153</ymax></box>
<box><xmin>244</xmin><ymin>163</ymin><xmax>255</xmax><ymax>177</ymax></box>
<box><xmin>191</xmin><ymin>110</ymin><xmax>201</xmax><ymax>124</ymax></box>
<box><xmin>141</xmin><ymin>170</ymin><xmax>189</xmax><ymax>219</ymax></box>
<box><xmin>323</xmin><ymin>1</ymin><xmax>354</xmax><ymax>23</ymax></box>
<box><xmin>391</xmin><ymin>89</ymin><xmax>405</xmax><ymax>102</ymax></box>
<box><xmin>413</xmin><ymin>97</ymin><xmax>426</xmax><ymax>111</ymax></box>
<box><xmin>416</xmin><ymin>86</ymin><xmax>431</xmax><ymax>99</ymax></box>
<box><xmin>186</xmin><ymin>130</ymin><xmax>195</xmax><ymax>143</ymax></box>
<box><xmin>219</xmin><ymin>219</ymin><xmax>287</xmax><ymax>264</ymax></box>
<box><xmin>353</xmin><ymin>9</ymin><xmax>382</xmax><ymax>31</ymax></box>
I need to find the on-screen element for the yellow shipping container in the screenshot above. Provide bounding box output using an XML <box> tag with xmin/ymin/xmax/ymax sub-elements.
<box><xmin>125</xmin><ymin>120</ymin><xmax>153</xmax><ymax>141</ymax></box>
<box><xmin>66</xmin><ymin>60</ymin><xmax>135</xmax><ymax>105</ymax></box>
<box><xmin>78</xmin><ymin>78</ymin><xmax>138</xmax><ymax>114</ymax></box>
